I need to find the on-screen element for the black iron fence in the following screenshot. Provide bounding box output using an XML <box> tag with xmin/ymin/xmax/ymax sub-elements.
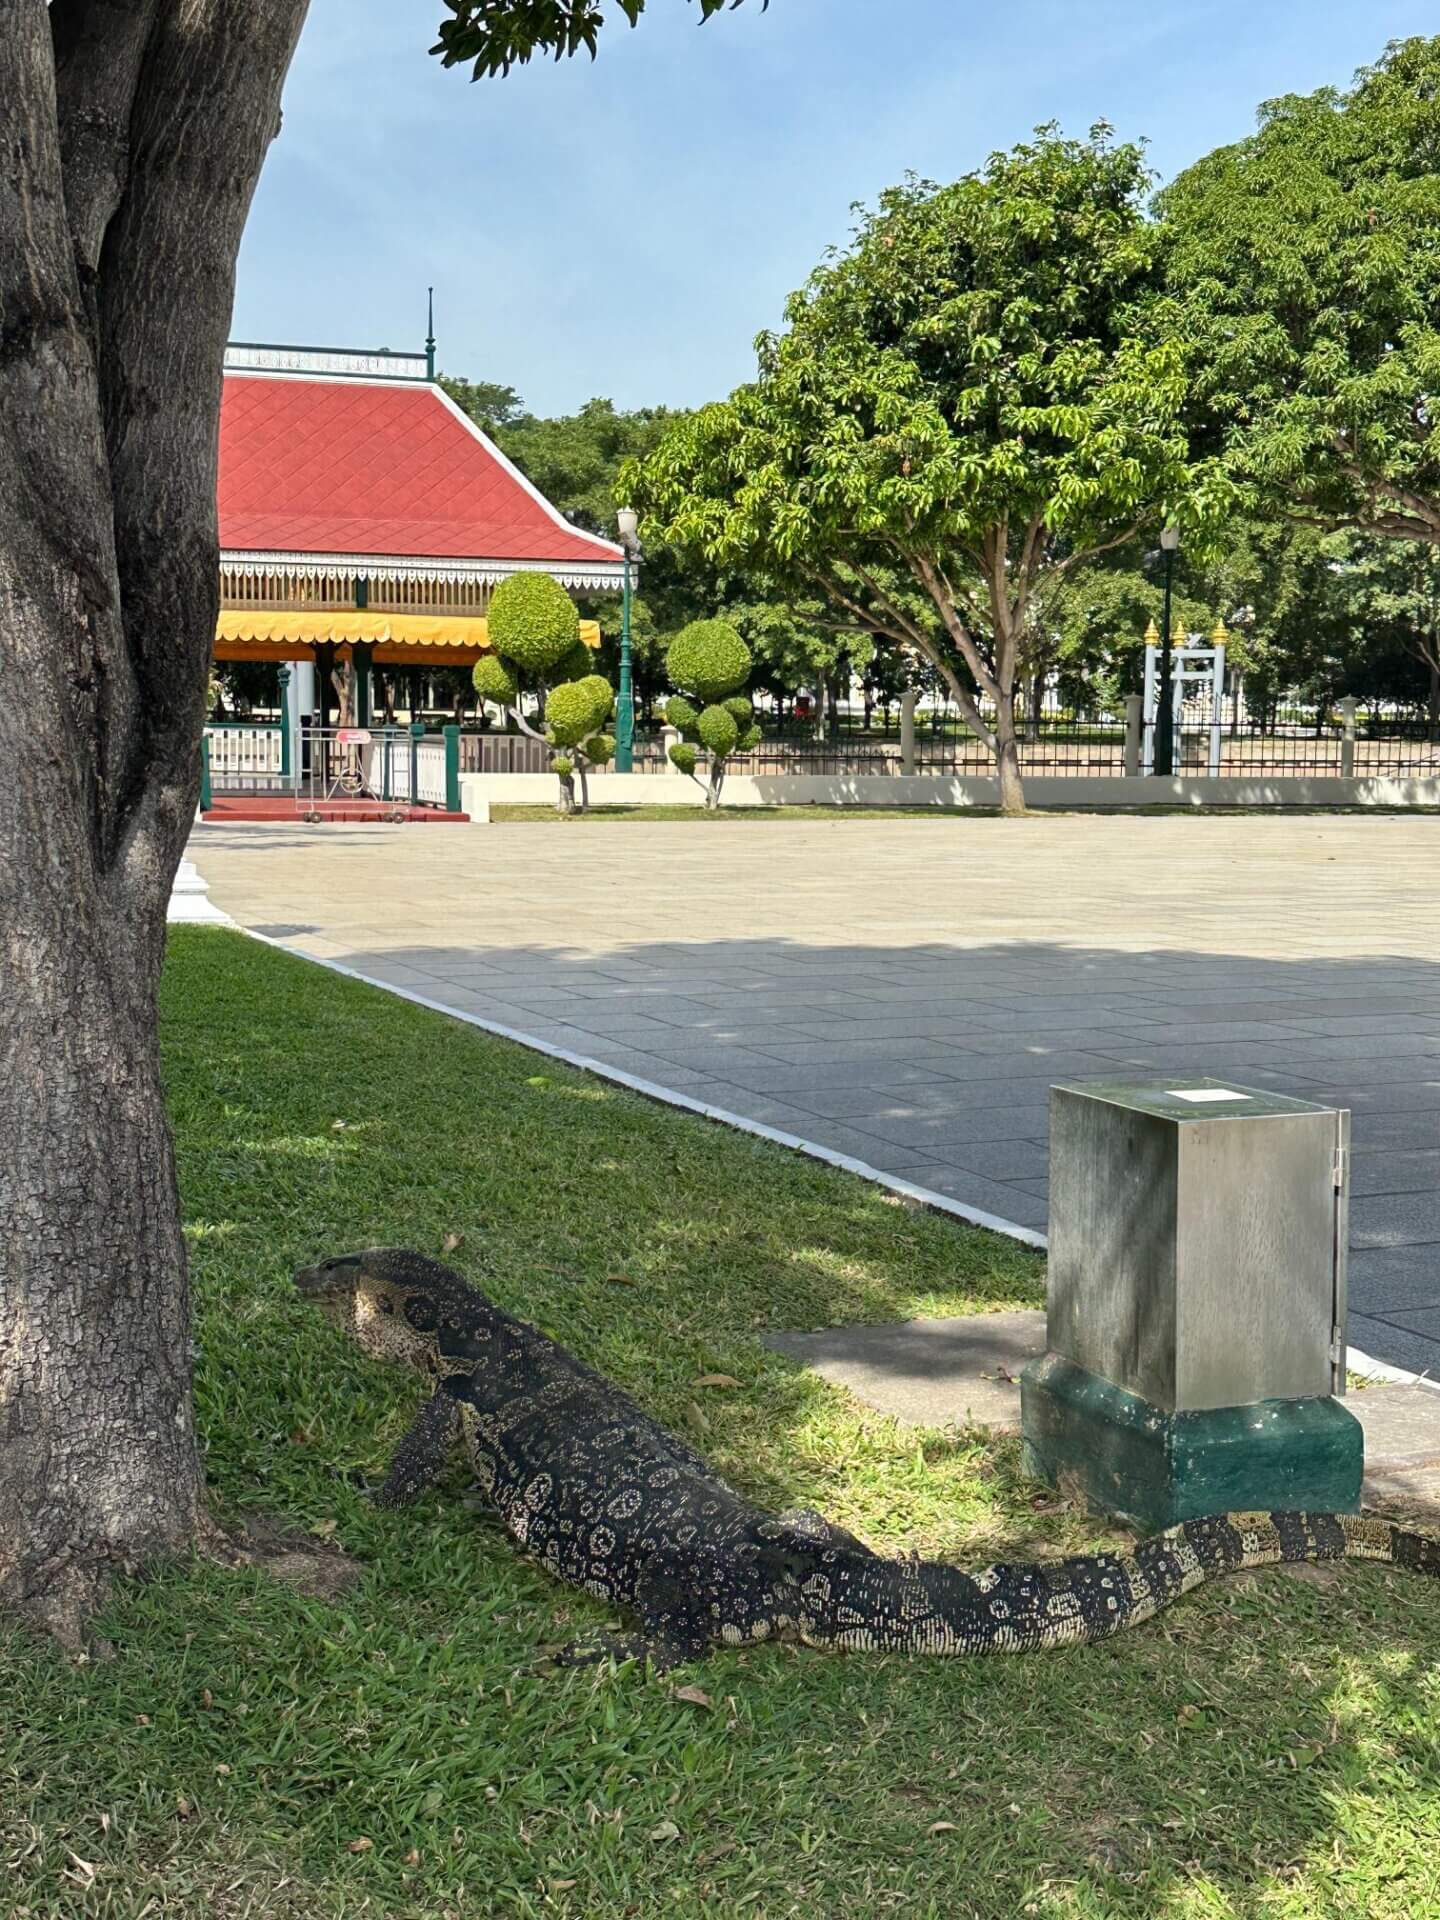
<box><xmin>455</xmin><ymin>710</ymin><xmax>1440</xmax><ymax>781</ymax></box>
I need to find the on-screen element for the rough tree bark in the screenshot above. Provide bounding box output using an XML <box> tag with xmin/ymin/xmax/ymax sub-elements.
<box><xmin>0</xmin><ymin>0</ymin><xmax>310</xmax><ymax>1645</ymax></box>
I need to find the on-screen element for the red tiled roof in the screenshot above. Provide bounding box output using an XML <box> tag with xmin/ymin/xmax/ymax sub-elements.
<box><xmin>218</xmin><ymin>374</ymin><xmax>622</xmax><ymax>566</ymax></box>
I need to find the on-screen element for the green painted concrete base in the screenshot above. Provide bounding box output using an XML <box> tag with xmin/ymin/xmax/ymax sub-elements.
<box><xmin>1020</xmin><ymin>1352</ymin><xmax>1363</xmax><ymax>1532</ymax></box>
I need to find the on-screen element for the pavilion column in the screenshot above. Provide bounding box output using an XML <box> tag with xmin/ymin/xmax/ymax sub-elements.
<box><xmin>285</xmin><ymin>663</ymin><xmax>309</xmax><ymax>787</ymax></box>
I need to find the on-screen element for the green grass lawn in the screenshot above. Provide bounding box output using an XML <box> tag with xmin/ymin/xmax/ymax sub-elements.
<box><xmin>3</xmin><ymin>928</ymin><xmax>1439</xmax><ymax>1919</ymax></box>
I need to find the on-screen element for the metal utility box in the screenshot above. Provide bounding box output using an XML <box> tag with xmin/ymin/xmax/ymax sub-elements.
<box><xmin>1022</xmin><ymin>1078</ymin><xmax>1361</xmax><ymax>1530</ymax></box>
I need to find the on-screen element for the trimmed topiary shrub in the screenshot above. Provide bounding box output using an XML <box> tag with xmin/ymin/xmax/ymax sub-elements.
<box><xmin>588</xmin><ymin>733</ymin><xmax>617</xmax><ymax>766</ymax></box>
<box><xmin>696</xmin><ymin>703</ymin><xmax>739</xmax><ymax>759</ymax></box>
<box><xmin>664</xmin><ymin>617</ymin><xmax>759</xmax><ymax>809</ymax></box>
<box><xmin>665</xmin><ymin>619</ymin><xmax>752</xmax><ymax>704</ymax></box>
<box><xmin>473</xmin><ymin>572</ymin><xmax>614</xmax><ymax>815</ymax></box>
<box><xmin>472</xmin><ymin>653</ymin><xmax>518</xmax><ymax>706</ymax></box>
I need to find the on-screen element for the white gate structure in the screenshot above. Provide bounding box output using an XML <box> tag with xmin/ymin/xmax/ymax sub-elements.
<box><xmin>1142</xmin><ymin>638</ymin><xmax>1227</xmax><ymax>777</ymax></box>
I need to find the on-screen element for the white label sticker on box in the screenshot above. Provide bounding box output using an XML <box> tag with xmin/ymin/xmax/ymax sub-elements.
<box><xmin>1167</xmin><ymin>1088</ymin><xmax>1252</xmax><ymax>1103</ymax></box>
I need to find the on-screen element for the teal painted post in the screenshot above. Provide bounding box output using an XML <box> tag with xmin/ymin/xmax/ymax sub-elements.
<box><xmin>200</xmin><ymin>734</ymin><xmax>212</xmax><ymax>812</ymax></box>
<box><xmin>615</xmin><ymin>547</ymin><xmax>635</xmax><ymax>771</ymax></box>
<box><xmin>381</xmin><ymin>729</ymin><xmax>393</xmax><ymax>801</ymax></box>
<box><xmin>409</xmin><ymin>720</ymin><xmax>424</xmax><ymax>807</ymax></box>
<box><xmin>443</xmin><ymin>724</ymin><xmax>461</xmax><ymax>813</ymax></box>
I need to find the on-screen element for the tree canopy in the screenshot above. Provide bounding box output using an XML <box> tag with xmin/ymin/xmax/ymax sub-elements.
<box><xmin>1160</xmin><ymin>35</ymin><xmax>1440</xmax><ymax>544</ymax></box>
<box><xmin>625</xmin><ymin>128</ymin><xmax>1226</xmax><ymax>809</ymax></box>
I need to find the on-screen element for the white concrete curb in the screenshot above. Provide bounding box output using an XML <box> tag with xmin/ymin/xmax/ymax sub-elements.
<box><xmin>223</xmin><ymin>923</ymin><xmax>1439</xmax><ymax>1399</ymax></box>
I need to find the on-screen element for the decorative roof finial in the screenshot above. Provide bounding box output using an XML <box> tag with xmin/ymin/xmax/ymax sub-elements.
<box><xmin>426</xmin><ymin>287</ymin><xmax>436</xmax><ymax>381</ymax></box>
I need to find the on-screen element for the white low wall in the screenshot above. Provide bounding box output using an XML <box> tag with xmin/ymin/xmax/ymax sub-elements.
<box><xmin>460</xmin><ymin>770</ymin><xmax>1440</xmax><ymax>814</ymax></box>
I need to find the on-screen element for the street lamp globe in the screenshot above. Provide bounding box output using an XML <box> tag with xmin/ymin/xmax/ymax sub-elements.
<box><xmin>1159</xmin><ymin>525</ymin><xmax>1180</xmax><ymax>553</ymax></box>
<box><xmin>617</xmin><ymin>506</ymin><xmax>639</xmax><ymax>548</ymax></box>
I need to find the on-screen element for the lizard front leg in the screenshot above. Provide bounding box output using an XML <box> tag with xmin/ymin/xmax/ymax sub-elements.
<box><xmin>373</xmin><ymin>1382</ymin><xmax>464</xmax><ymax>1508</ymax></box>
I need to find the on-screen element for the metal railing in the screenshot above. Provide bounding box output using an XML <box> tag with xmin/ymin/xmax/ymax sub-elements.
<box><xmin>449</xmin><ymin>709</ymin><xmax>1440</xmax><ymax>785</ymax></box>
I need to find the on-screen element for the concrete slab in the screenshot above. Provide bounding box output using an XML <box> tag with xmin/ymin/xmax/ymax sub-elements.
<box><xmin>1351</xmin><ymin>1384</ymin><xmax>1440</xmax><ymax>1520</ymax></box>
<box><xmin>762</xmin><ymin>1310</ymin><xmax>1047</xmax><ymax>1431</ymax></box>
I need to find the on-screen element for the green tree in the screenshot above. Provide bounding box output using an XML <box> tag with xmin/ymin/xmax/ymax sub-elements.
<box><xmin>439</xmin><ymin>374</ymin><xmax>527</xmax><ymax>432</ymax></box>
<box><xmin>626</xmin><ymin>130</ymin><xmax>1224</xmax><ymax>813</ymax></box>
<box><xmin>1160</xmin><ymin>36</ymin><xmax>1440</xmax><ymax>545</ymax></box>
<box><xmin>725</xmin><ymin>597</ymin><xmax>876</xmax><ymax>729</ymax></box>
<box><xmin>663</xmin><ymin>619</ymin><xmax>762</xmax><ymax>807</ymax></box>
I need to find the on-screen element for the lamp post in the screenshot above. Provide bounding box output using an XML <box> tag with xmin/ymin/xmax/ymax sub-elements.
<box><xmin>615</xmin><ymin>506</ymin><xmax>640</xmax><ymax>772</ymax></box>
<box><xmin>1155</xmin><ymin>526</ymin><xmax>1180</xmax><ymax>778</ymax></box>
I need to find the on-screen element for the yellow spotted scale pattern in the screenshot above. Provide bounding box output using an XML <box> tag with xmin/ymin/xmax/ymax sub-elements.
<box><xmin>294</xmin><ymin>1251</ymin><xmax>1440</xmax><ymax>1668</ymax></box>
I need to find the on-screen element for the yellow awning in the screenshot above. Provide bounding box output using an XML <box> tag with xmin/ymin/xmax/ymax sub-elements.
<box><xmin>216</xmin><ymin>610</ymin><xmax>601</xmax><ymax>652</ymax></box>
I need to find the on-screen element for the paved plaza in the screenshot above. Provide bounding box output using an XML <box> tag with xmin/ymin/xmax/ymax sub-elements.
<box><xmin>189</xmin><ymin>812</ymin><xmax>1440</xmax><ymax>1376</ymax></box>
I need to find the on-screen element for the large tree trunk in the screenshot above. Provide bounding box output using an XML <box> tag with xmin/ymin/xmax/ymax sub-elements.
<box><xmin>0</xmin><ymin>0</ymin><xmax>309</xmax><ymax>1644</ymax></box>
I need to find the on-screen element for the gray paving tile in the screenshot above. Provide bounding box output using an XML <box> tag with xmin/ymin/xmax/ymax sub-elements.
<box><xmin>1299</xmin><ymin>1081</ymin><xmax>1440</xmax><ymax>1114</ymax></box>
<box><xmin>642</xmin><ymin>1042</ymin><xmax>795</xmax><ymax>1074</ymax></box>
<box><xmin>1267</xmin><ymin>1033</ymin><xmax>1440</xmax><ymax>1062</ymax></box>
<box><xmin>1349</xmin><ymin>1314</ymin><xmax>1440</xmax><ymax>1374</ymax></box>
<box><xmin>801</xmin><ymin>1103</ymin><xmax>1054</xmax><ymax>1147</ymax></box>
<box><xmin>1348</xmin><ymin>1152</ymin><xmax>1440</xmax><ymax>1197</ymax></box>
<box><xmin>1351</xmin><ymin>1191</ymin><xmax>1440</xmax><ymax>1249</ymax></box>
<box><xmin>711</xmin><ymin>1060</ymin><xmax>959</xmax><ymax>1096</ymax></box>
<box><xmin>1352</xmin><ymin>1112</ymin><xmax>1440</xmax><ymax>1152</ymax></box>
<box><xmin>948</xmin><ymin>1140</ymin><xmax>1053</xmax><ymax>1183</ymax></box>
<box><xmin>750</xmin><ymin>1034</ymin><xmax>982</xmax><ymax>1065</ymax></box>
<box><xmin>1377</xmin><ymin>1303</ymin><xmax>1440</xmax><ymax>1343</ymax></box>
<box><xmin>883</xmin><ymin>1165</ymin><xmax>1049</xmax><ymax>1228</ymax></box>
<box><xmin>1349</xmin><ymin>1246</ymin><xmax>1440</xmax><ymax>1317</ymax></box>
<box><xmin>769</xmin><ymin>1083</ymin><xmax>978</xmax><ymax>1121</ymax></box>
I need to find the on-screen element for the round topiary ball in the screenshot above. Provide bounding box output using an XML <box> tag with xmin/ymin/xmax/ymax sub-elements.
<box><xmin>737</xmin><ymin>723</ymin><xmax>763</xmax><ymax>753</ymax></box>
<box><xmin>722</xmin><ymin>694</ymin><xmax>753</xmax><ymax>725</ymax></box>
<box><xmin>472</xmin><ymin>653</ymin><xmax>518</xmax><ymax>706</ymax></box>
<box><xmin>666</xmin><ymin>619</ymin><xmax>751</xmax><ymax>703</ymax></box>
<box><xmin>668</xmin><ymin>742</ymin><xmax>699</xmax><ymax>776</ymax></box>
<box><xmin>589</xmin><ymin>733</ymin><xmax>617</xmax><ymax>766</ymax></box>
<box><xmin>544</xmin><ymin>680</ymin><xmax>603</xmax><ymax>748</ymax></box>
<box><xmin>550</xmin><ymin>754</ymin><xmax>574</xmax><ymax>777</ymax></box>
<box><xmin>574</xmin><ymin>675</ymin><xmax>615</xmax><ymax>731</ymax></box>
<box><xmin>488</xmin><ymin>572</ymin><xmax>580</xmax><ymax>676</ymax></box>
<box><xmin>551</xmin><ymin>638</ymin><xmax>595</xmax><ymax>685</ymax></box>
<box><xmin>696</xmin><ymin>703</ymin><xmax>740</xmax><ymax>759</ymax></box>
<box><xmin>665</xmin><ymin>695</ymin><xmax>699</xmax><ymax>734</ymax></box>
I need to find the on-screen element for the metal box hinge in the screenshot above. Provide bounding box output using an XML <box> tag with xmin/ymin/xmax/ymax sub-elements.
<box><xmin>1333</xmin><ymin>1145</ymin><xmax>1348</xmax><ymax>1191</ymax></box>
<box><xmin>1330</xmin><ymin>1325</ymin><xmax>1347</xmax><ymax>1368</ymax></box>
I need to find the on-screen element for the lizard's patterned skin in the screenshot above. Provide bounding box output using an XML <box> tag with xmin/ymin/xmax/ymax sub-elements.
<box><xmin>296</xmin><ymin>1250</ymin><xmax>1440</xmax><ymax>1666</ymax></box>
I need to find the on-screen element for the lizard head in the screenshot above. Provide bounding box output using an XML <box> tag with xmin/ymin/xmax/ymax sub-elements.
<box><xmin>294</xmin><ymin>1248</ymin><xmax>465</xmax><ymax>1373</ymax></box>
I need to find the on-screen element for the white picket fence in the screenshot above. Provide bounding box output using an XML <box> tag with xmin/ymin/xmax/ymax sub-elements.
<box><xmin>206</xmin><ymin>724</ymin><xmax>285</xmax><ymax>787</ymax></box>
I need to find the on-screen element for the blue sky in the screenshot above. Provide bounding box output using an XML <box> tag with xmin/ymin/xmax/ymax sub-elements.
<box><xmin>233</xmin><ymin>0</ymin><xmax>1435</xmax><ymax>416</ymax></box>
